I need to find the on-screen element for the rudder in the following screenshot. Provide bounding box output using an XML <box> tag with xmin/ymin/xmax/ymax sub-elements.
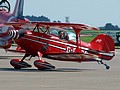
<box><xmin>90</xmin><ymin>34</ymin><xmax>115</xmax><ymax>53</ymax></box>
<box><xmin>13</xmin><ymin>0</ymin><xmax>24</xmax><ymax>17</ymax></box>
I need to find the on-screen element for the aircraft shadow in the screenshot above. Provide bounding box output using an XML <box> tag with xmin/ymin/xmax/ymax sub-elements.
<box><xmin>0</xmin><ymin>56</ymin><xmax>22</xmax><ymax>59</ymax></box>
<box><xmin>0</xmin><ymin>67</ymin><xmax>97</xmax><ymax>72</ymax></box>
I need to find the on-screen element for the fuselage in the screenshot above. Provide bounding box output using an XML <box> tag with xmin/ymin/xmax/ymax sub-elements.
<box><xmin>14</xmin><ymin>30</ymin><xmax>100</xmax><ymax>62</ymax></box>
<box><xmin>10</xmin><ymin>27</ymin><xmax>115</xmax><ymax>62</ymax></box>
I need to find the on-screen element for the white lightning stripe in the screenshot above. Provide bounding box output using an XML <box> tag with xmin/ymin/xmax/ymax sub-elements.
<box><xmin>26</xmin><ymin>34</ymin><xmax>77</xmax><ymax>47</ymax></box>
<box><xmin>49</xmin><ymin>44</ymin><xmax>66</xmax><ymax>50</ymax></box>
<box><xmin>81</xmin><ymin>47</ymin><xmax>89</xmax><ymax>50</ymax></box>
<box><xmin>99</xmin><ymin>52</ymin><xmax>114</xmax><ymax>57</ymax></box>
<box><xmin>81</xmin><ymin>47</ymin><xmax>114</xmax><ymax>56</ymax></box>
<box><xmin>22</xmin><ymin>37</ymin><xmax>46</xmax><ymax>45</ymax></box>
<box><xmin>23</xmin><ymin>34</ymin><xmax>114</xmax><ymax>57</ymax></box>
<box><xmin>26</xmin><ymin>34</ymin><xmax>91</xmax><ymax>51</ymax></box>
<box><xmin>22</xmin><ymin>37</ymin><xmax>66</xmax><ymax>51</ymax></box>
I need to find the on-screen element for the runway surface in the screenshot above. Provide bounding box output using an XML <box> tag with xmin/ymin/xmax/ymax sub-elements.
<box><xmin>0</xmin><ymin>47</ymin><xmax>120</xmax><ymax>90</ymax></box>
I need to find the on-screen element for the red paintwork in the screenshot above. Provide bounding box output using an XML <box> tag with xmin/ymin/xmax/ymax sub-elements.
<box><xmin>0</xmin><ymin>0</ymin><xmax>115</xmax><ymax>69</ymax></box>
<box><xmin>13</xmin><ymin>26</ymin><xmax>115</xmax><ymax>63</ymax></box>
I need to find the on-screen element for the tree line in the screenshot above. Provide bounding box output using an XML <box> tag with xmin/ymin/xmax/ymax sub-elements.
<box><xmin>24</xmin><ymin>15</ymin><xmax>50</xmax><ymax>22</ymax></box>
<box><xmin>99</xmin><ymin>23</ymin><xmax>120</xmax><ymax>30</ymax></box>
<box><xmin>24</xmin><ymin>15</ymin><xmax>120</xmax><ymax>30</ymax></box>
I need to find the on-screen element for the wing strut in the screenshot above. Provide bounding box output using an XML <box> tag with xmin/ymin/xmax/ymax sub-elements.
<box><xmin>73</xmin><ymin>28</ymin><xmax>83</xmax><ymax>53</ymax></box>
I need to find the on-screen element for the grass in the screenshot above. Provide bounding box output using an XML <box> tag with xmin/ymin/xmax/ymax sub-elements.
<box><xmin>80</xmin><ymin>30</ymin><xmax>102</xmax><ymax>42</ymax></box>
<box><xmin>80</xmin><ymin>30</ymin><xmax>120</xmax><ymax>43</ymax></box>
<box><xmin>80</xmin><ymin>36</ymin><xmax>95</xmax><ymax>42</ymax></box>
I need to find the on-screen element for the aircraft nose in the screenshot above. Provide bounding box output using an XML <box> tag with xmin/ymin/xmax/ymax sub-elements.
<box><xmin>8</xmin><ymin>30</ymin><xmax>25</xmax><ymax>39</ymax></box>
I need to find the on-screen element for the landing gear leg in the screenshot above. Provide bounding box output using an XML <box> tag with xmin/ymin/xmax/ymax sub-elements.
<box><xmin>34</xmin><ymin>51</ymin><xmax>55</xmax><ymax>70</ymax></box>
<box><xmin>10</xmin><ymin>54</ymin><xmax>32</xmax><ymax>69</ymax></box>
<box><xmin>97</xmin><ymin>60</ymin><xmax>110</xmax><ymax>70</ymax></box>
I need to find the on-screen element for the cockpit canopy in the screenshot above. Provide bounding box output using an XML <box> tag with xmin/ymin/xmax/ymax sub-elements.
<box><xmin>50</xmin><ymin>29</ymin><xmax>76</xmax><ymax>41</ymax></box>
<box><xmin>0</xmin><ymin>0</ymin><xmax>10</xmax><ymax>12</ymax></box>
<box><xmin>31</xmin><ymin>24</ymin><xmax>76</xmax><ymax>41</ymax></box>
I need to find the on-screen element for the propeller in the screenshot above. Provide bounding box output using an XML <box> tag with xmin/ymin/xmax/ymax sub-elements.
<box><xmin>0</xmin><ymin>29</ymin><xmax>26</xmax><ymax>49</ymax></box>
<box><xmin>8</xmin><ymin>29</ymin><xmax>26</xmax><ymax>39</ymax></box>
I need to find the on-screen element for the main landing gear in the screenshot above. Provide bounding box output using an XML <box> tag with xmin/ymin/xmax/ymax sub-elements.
<box><xmin>10</xmin><ymin>52</ymin><xmax>55</xmax><ymax>70</ymax></box>
<box><xmin>97</xmin><ymin>60</ymin><xmax>110</xmax><ymax>70</ymax></box>
<box><xmin>10</xmin><ymin>59</ymin><xmax>32</xmax><ymax>69</ymax></box>
<box><xmin>34</xmin><ymin>60</ymin><xmax>55</xmax><ymax>70</ymax></box>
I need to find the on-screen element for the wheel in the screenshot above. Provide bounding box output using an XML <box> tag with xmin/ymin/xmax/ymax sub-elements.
<box><xmin>10</xmin><ymin>59</ymin><xmax>32</xmax><ymax>69</ymax></box>
<box><xmin>34</xmin><ymin>60</ymin><xmax>55</xmax><ymax>70</ymax></box>
<box><xmin>10</xmin><ymin>59</ymin><xmax>21</xmax><ymax>69</ymax></box>
<box><xmin>19</xmin><ymin>61</ymin><xmax>32</xmax><ymax>68</ymax></box>
<box><xmin>106</xmin><ymin>66</ymin><xmax>110</xmax><ymax>70</ymax></box>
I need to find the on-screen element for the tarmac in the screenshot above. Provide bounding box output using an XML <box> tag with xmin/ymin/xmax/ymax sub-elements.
<box><xmin>0</xmin><ymin>47</ymin><xmax>120</xmax><ymax>90</ymax></box>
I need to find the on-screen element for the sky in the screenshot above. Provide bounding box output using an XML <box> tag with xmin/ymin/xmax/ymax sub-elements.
<box><xmin>10</xmin><ymin>0</ymin><xmax>120</xmax><ymax>27</ymax></box>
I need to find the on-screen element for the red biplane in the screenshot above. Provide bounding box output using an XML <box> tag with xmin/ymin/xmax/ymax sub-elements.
<box><xmin>0</xmin><ymin>0</ymin><xmax>115</xmax><ymax>70</ymax></box>
<box><xmin>0</xmin><ymin>0</ymin><xmax>29</xmax><ymax>49</ymax></box>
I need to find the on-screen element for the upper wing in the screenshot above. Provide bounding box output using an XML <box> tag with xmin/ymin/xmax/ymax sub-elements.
<box><xmin>4</xmin><ymin>22</ymin><xmax>99</xmax><ymax>31</ymax></box>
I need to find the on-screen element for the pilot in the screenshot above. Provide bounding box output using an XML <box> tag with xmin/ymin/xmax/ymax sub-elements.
<box><xmin>64</xmin><ymin>32</ymin><xmax>69</xmax><ymax>40</ymax></box>
<box><xmin>59</xmin><ymin>31</ymin><xmax>69</xmax><ymax>40</ymax></box>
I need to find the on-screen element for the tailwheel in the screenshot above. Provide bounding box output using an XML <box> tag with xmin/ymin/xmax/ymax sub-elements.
<box><xmin>34</xmin><ymin>60</ymin><xmax>55</xmax><ymax>70</ymax></box>
<box><xmin>106</xmin><ymin>65</ymin><xmax>110</xmax><ymax>70</ymax></box>
<box><xmin>97</xmin><ymin>60</ymin><xmax>110</xmax><ymax>70</ymax></box>
<box><xmin>100</xmin><ymin>61</ymin><xmax>110</xmax><ymax>70</ymax></box>
<box><xmin>10</xmin><ymin>59</ymin><xmax>32</xmax><ymax>69</ymax></box>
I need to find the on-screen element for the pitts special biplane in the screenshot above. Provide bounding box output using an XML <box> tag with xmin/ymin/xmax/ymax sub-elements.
<box><xmin>6</xmin><ymin>21</ymin><xmax>115</xmax><ymax>70</ymax></box>
<box><xmin>0</xmin><ymin>0</ymin><xmax>115</xmax><ymax>70</ymax></box>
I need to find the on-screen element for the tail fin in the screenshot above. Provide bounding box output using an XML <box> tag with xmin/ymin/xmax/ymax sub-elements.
<box><xmin>90</xmin><ymin>34</ymin><xmax>115</xmax><ymax>60</ymax></box>
<box><xmin>90</xmin><ymin>34</ymin><xmax>115</xmax><ymax>53</ymax></box>
<box><xmin>13</xmin><ymin>0</ymin><xmax>24</xmax><ymax>17</ymax></box>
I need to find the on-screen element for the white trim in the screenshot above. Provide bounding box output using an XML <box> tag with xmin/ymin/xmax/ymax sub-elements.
<box><xmin>22</xmin><ymin>37</ymin><xmax>66</xmax><ymax>51</ymax></box>
<box><xmin>49</xmin><ymin>44</ymin><xmax>66</xmax><ymax>50</ymax></box>
<box><xmin>26</xmin><ymin>34</ymin><xmax>77</xmax><ymax>48</ymax></box>
<box><xmin>22</xmin><ymin>34</ymin><xmax>114</xmax><ymax>57</ymax></box>
<box><xmin>99</xmin><ymin>52</ymin><xmax>114</xmax><ymax>57</ymax></box>
<box><xmin>22</xmin><ymin>37</ymin><xmax>46</xmax><ymax>45</ymax></box>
